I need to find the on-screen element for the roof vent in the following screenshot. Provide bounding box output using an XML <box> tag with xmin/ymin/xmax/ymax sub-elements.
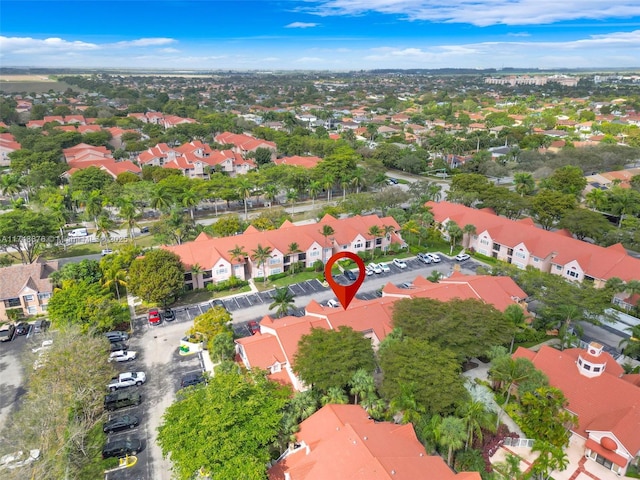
<box><xmin>363</xmin><ymin>436</ymin><xmax>368</xmax><ymax>440</ymax></box>
<box><xmin>391</xmin><ymin>470</ymin><xmax>396</xmax><ymax>475</ymax></box>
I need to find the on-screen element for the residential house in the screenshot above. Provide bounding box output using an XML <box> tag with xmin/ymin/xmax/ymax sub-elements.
<box><xmin>514</xmin><ymin>343</ymin><xmax>640</xmax><ymax>476</ymax></box>
<box><xmin>0</xmin><ymin>259</ymin><xmax>58</xmax><ymax>321</ymax></box>
<box><xmin>214</xmin><ymin>132</ymin><xmax>277</xmax><ymax>159</ymax></box>
<box><xmin>0</xmin><ymin>133</ymin><xmax>21</xmax><ymax>167</ymax></box>
<box><xmin>236</xmin><ymin>273</ymin><xmax>527</xmax><ymax>390</ymax></box>
<box><xmin>162</xmin><ymin>214</ymin><xmax>402</xmax><ymax>290</ymax></box>
<box><xmin>268</xmin><ymin>404</ymin><xmax>481</xmax><ymax>480</ymax></box>
<box><xmin>427</xmin><ymin>201</ymin><xmax>640</xmax><ymax>287</ymax></box>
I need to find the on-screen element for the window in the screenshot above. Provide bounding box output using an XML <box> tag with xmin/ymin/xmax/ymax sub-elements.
<box><xmin>310</xmin><ymin>250</ymin><xmax>319</xmax><ymax>257</ymax></box>
<box><xmin>214</xmin><ymin>267</ymin><xmax>227</xmax><ymax>275</ymax></box>
<box><xmin>298</xmin><ymin>253</ymin><xmax>306</xmax><ymax>261</ymax></box>
<box><xmin>38</xmin><ymin>292</ymin><xmax>51</xmax><ymax>300</ymax></box>
<box><xmin>342</xmin><ymin>245</ymin><xmax>348</xmax><ymax>249</ymax></box>
<box><xmin>578</xmin><ymin>358</ymin><xmax>583</xmax><ymax>366</ymax></box>
<box><xmin>203</xmin><ymin>270</ymin><xmax>212</xmax><ymax>279</ymax></box>
<box><xmin>566</xmin><ymin>270</ymin><xmax>579</xmax><ymax>278</ymax></box>
<box><xmin>354</xmin><ymin>242</ymin><xmax>362</xmax><ymax>249</ymax></box>
<box><xmin>41</xmin><ymin>304</ymin><xmax>48</xmax><ymax>312</ymax></box>
<box><xmin>27</xmin><ymin>306</ymin><xmax>37</xmax><ymax>314</ymax></box>
<box><xmin>515</xmin><ymin>251</ymin><xmax>526</xmax><ymax>259</ymax></box>
<box><xmin>533</xmin><ymin>257</ymin><xmax>539</xmax><ymax>263</ymax></box>
<box><xmin>4</xmin><ymin>298</ymin><xmax>20</xmax><ymax>308</ymax></box>
<box><xmin>23</xmin><ymin>294</ymin><xmax>34</xmax><ymax>301</ymax></box>
<box><xmin>184</xmin><ymin>272</ymin><xmax>193</xmax><ymax>281</ymax></box>
<box><xmin>480</xmin><ymin>238</ymin><xmax>489</xmax><ymax>246</ymax></box>
<box><xmin>492</xmin><ymin>243</ymin><xmax>500</xmax><ymax>251</ymax></box>
<box><xmin>593</xmin><ymin>367</ymin><xmax>601</xmax><ymax>372</ymax></box>
<box><xmin>556</xmin><ymin>265</ymin><xmax>562</xmax><ymax>270</ymax></box>
<box><xmin>269</xmin><ymin>257</ymin><xmax>280</xmax><ymax>265</ymax></box>
<box><xmin>507</xmin><ymin>248</ymin><xmax>514</xmax><ymax>256</ymax></box>
<box><xmin>270</xmin><ymin>268</ymin><xmax>282</xmax><ymax>275</ymax></box>
<box><xmin>583</xmin><ymin>364</ymin><xmax>591</xmax><ymax>370</ymax></box>
<box><xmin>365</xmin><ymin>241</ymin><xmax>371</xmax><ymax>248</ymax></box>
<box><xmin>375</xmin><ymin>238</ymin><xmax>382</xmax><ymax>245</ymax></box>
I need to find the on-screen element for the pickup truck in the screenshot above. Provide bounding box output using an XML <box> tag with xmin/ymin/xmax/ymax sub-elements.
<box><xmin>108</xmin><ymin>372</ymin><xmax>146</xmax><ymax>391</ymax></box>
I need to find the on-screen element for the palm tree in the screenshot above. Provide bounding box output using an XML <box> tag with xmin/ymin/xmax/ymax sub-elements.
<box><xmin>117</xmin><ymin>198</ymin><xmax>140</xmax><ymax>241</ymax></box>
<box><xmin>320</xmin><ymin>386</ymin><xmax>348</xmax><ymax>406</ymax></box>
<box><xmin>513</xmin><ymin>172</ymin><xmax>535</xmax><ymax>197</ymax></box>
<box><xmin>83</xmin><ymin>190</ymin><xmax>105</xmax><ymax>227</ymax></box>
<box><xmin>348</xmin><ymin>369</ymin><xmax>375</xmax><ymax>405</ymax></box>
<box><xmin>504</xmin><ymin>304</ymin><xmax>528</xmax><ymax>353</ymax></box>
<box><xmin>340</xmin><ymin>175</ymin><xmax>350</xmax><ymax>200</ymax></box>
<box><xmin>251</xmin><ymin>243</ymin><xmax>273</xmax><ymax>285</ymax></box>
<box><xmin>10</xmin><ymin>198</ymin><xmax>27</xmax><ymax>210</ymax></box>
<box><xmin>0</xmin><ymin>173</ymin><xmax>25</xmax><ymax>200</ymax></box>
<box><xmin>322</xmin><ymin>174</ymin><xmax>334</xmax><ymax>202</ymax></box>
<box><xmin>368</xmin><ymin>225</ymin><xmax>382</xmax><ymax>260</ymax></box>
<box><xmin>493</xmin><ymin>453</ymin><xmax>527</xmax><ymax>480</ymax></box>
<box><xmin>457</xmin><ymin>400</ymin><xmax>495</xmax><ymax>450</ymax></box>
<box><xmin>237</xmin><ymin>177</ymin><xmax>253</xmax><ymax>221</ymax></box>
<box><xmin>437</xmin><ymin>416</ymin><xmax>466</xmax><ymax>467</ymax></box>
<box><xmin>402</xmin><ymin>219</ymin><xmax>421</xmax><ymax>247</ymax></box>
<box><xmin>190</xmin><ymin>263</ymin><xmax>204</xmax><ymax>289</ymax></box>
<box><xmin>490</xmin><ymin>356</ymin><xmax>537</xmax><ymax>428</ymax></box>
<box><xmin>446</xmin><ymin>221</ymin><xmax>463</xmax><ymax>254</ymax></box>
<box><xmin>149</xmin><ymin>188</ymin><xmax>173</xmax><ymax>213</ymax></box>
<box><xmin>584</xmin><ymin>188</ymin><xmax>607</xmax><ymax>211</ymax></box>
<box><xmin>319</xmin><ymin>225</ymin><xmax>335</xmax><ymax>264</ymax></box>
<box><xmin>286</xmin><ymin>189</ymin><xmax>298</xmax><ymax>215</ymax></box>
<box><xmin>287</xmin><ymin>242</ymin><xmax>302</xmax><ymax>274</ymax></box>
<box><xmin>462</xmin><ymin>224</ymin><xmax>476</xmax><ymax>248</ymax></box>
<box><xmin>263</xmin><ymin>184</ymin><xmax>279</xmax><ymax>209</ymax></box>
<box><xmin>101</xmin><ymin>263</ymin><xmax>127</xmax><ymax>301</ymax></box>
<box><xmin>619</xmin><ymin>324</ymin><xmax>640</xmax><ymax>360</ymax></box>
<box><xmin>427</xmin><ymin>270</ymin><xmax>443</xmax><ymax>283</ymax></box>
<box><xmin>389</xmin><ymin>382</ymin><xmax>424</xmax><ymax>424</ymax></box>
<box><xmin>308</xmin><ymin>180</ymin><xmax>321</xmax><ymax>207</ymax></box>
<box><xmin>95</xmin><ymin>214</ymin><xmax>118</xmax><ymax>248</ymax></box>
<box><xmin>228</xmin><ymin>244</ymin><xmax>248</xmax><ymax>279</ymax></box>
<box><xmin>607</xmin><ymin>187</ymin><xmax>640</xmax><ymax>227</ymax></box>
<box><xmin>269</xmin><ymin>287</ymin><xmax>295</xmax><ymax>318</ymax></box>
<box><xmin>351</xmin><ymin>168</ymin><xmax>366</xmax><ymax>194</ymax></box>
<box><xmin>182</xmin><ymin>188</ymin><xmax>200</xmax><ymax>220</ymax></box>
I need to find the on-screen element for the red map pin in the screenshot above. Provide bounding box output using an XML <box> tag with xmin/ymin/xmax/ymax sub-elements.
<box><xmin>324</xmin><ymin>252</ymin><xmax>366</xmax><ymax>310</ymax></box>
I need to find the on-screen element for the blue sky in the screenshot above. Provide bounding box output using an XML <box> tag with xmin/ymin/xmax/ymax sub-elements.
<box><xmin>1</xmin><ymin>0</ymin><xmax>639</xmax><ymax>70</ymax></box>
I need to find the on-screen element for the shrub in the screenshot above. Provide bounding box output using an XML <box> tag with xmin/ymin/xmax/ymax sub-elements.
<box><xmin>268</xmin><ymin>272</ymin><xmax>287</xmax><ymax>281</ymax></box>
<box><xmin>206</xmin><ymin>278</ymin><xmax>249</xmax><ymax>292</ymax></box>
<box><xmin>312</xmin><ymin>260</ymin><xmax>324</xmax><ymax>272</ymax></box>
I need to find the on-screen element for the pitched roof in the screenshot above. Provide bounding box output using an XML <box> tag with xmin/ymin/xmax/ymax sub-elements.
<box><xmin>274</xmin><ymin>156</ymin><xmax>322</xmax><ymax>169</ymax></box>
<box><xmin>427</xmin><ymin>201</ymin><xmax>640</xmax><ymax>283</ymax></box>
<box><xmin>0</xmin><ymin>259</ymin><xmax>58</xmax><ymax>300</ymax></box>
<box><xmin>513</xmin><ymin>345</ymin><xmax>640</xmax><ymax>455</ymax></box>
<box><xmin>268</xmin><ymin>404</ymin><xmax>480</xmax><ymax>480</ymax></box>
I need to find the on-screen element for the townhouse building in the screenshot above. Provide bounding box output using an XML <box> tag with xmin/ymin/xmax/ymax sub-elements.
<box><xmin>427</xmin><ymin>202</ymin><xmax>640</xmax><ymax>288</ymax></box>
<box><xmin>0</xmin><ymin>259</ymin><xmax>58</xmax><ymax>321</ymax></box>
<box><xmin>514</xmin><ymin>344</ymin><xmax>640</xmax><ymax>477</ymax></box>
<box><xmin>162</xmin><ymin>214</ymin><xmax>402</xmax><ymax>291</ymax></box>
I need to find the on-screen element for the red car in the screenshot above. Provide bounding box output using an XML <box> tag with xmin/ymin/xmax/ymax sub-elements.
<box><xmin>247</xmin><ymin>321</ymin><xmax>260</xmax><ymax>335</ymax></box>
<box><xmin>148</xmin><ymin>309</ymin><xmax>161</xmax><ymax>325</ymax></box>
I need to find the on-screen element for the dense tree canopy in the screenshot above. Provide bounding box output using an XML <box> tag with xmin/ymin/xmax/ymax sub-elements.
<box><xmin>157</xmin><ymin>369</ymin><xmax>290</xmax><ymax>480</ymax></box>
<box><xmin>293</xmin><ymin>326</ymin><xmax>376</xmax><ymax>392</ymax></box>
<box><xmin>391</xmin><ymin>298</ymin><xmax>514</xmax><ymax>360</ymax></box>
<box><xmin>128</xmin><ymin>249</ymin><xmax>185</xmax><ymax>305</ymax></box>
<box><xmin>0</xmin><ymin>209</ymin><xmax>60</xmax><ymax>263</ymax></box>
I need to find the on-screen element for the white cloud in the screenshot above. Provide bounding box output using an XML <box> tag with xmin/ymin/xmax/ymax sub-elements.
<box><xmin>112</xmin><ymin>38</ymin><xmax>176</xmax><ymax>47</ymax></box>
<box><xmin>507</xmin><ymin>32</ymin><xmax>531</xmax><ymax>37</ymax></box>
<box><xmin>285</xmin><ymin>22</ymin><xmax>320</xmax><ymax>28</ymax></box>
<box><xmin>0</xmin><ymin>36</ymin><xmax>99</xmax><ymax>55</ymax></box>
<box><xmin>158</xmin><ymin>48</ymin><xmax>180</xmax><ymax>53</ymax></box>
<box><xmin>304</xmin><ymin>0</ymin><xmax>640</xmax><ymax>26</ymax></box>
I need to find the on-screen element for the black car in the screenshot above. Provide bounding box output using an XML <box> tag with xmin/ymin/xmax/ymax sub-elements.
<box><xmin>163</xmin><ymin>308</ymin><xmax>176</xmax><ymax>322</ymax></box>
<box><xmin>105</xmin><ymin>331</ymin><xmax>129</xmax><ymax>343</ymax></box>
<box><xmin>0</xmin><ymin>324</ymin><xmax>16</xmax><ymax>342</ymax></box>
<box><xmin>109</xmin><ymin>341</ymin><xmax>129</xmax><ymax>352</ymax></box>
<box><xmin>344</xmin><ymin>269</ymin><xmax>356</xmax><ymax>281</ymax></box>
<box><xmin>139</xmin><ymin>226</ymin><xmax>150</xmax><ymax>234</ymax></box>
<box><xmin>180</xmin><ymin>372</ymin><xmax>205</xmax><ymax>389</ymax></box>
<box><xmin>211</xmin><ymin>299</ymin><xmax>226</xmax><ymax>310</ymax></box>
<box><xmin>15</xmin><ymin>322</ymin><xmax>30</xmax><ymax>336</ymax></box>
<box><xmin>102</xmin><ymin>438</ymin><xmax>141</xmax><ymax>459</ymax></box>
<box><xmin>104</xmin><ymin>391</ymin><xmax>141</xmax><ymax>411</ymax></box>
<box><xmin>103</xmin><ymin>414</ymin><xmax>140</xmax><ymax>434</ymax></box>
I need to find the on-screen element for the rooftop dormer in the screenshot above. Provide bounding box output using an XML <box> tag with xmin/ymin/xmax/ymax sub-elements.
<box><xmin>577</xmin><ymin>342</ymin><xmax>607</xmax><ymax>378</ymax></box>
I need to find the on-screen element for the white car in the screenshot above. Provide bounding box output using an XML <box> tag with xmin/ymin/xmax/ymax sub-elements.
<box><xmin>109</xmin><ymin>350</ymin><xmax>137</xmax><ymax>362</ymax></box>
<box><xmin>101</xmin><ymin>249</ymin><xmax>113</xmax><ymax>256</ymax></box>
<box><xmin>368</xmin><ymin>263</ymin><xmax>383</xmax><ymax>274</ymax></box>
<box><xmin>326</xmin><ymin>299</ymin><xmax>340</xmax><ymax>308</ymax></box>
<box><xmin>427</xmin><ymin>253</ymin><xmax>441</xmax><ymax>263</ymax></box>
<box><xmin>455</xmin><ymin>253</ymin><xmax>471</xmax><ymax>262</ymax></box>
<box><xmin>378</xmin><ymin>262</ymin><xmax>391</xmax><ymax>273</ymax></box>
<box><xmin>392</xmin><ymin>258</ymin><xmax>407</xmax><ymax>269</ymax></box>
<box><xmin>365</xmin><ymin>266</ymin><xmax>374</xmax><ymax>276</ymax></box>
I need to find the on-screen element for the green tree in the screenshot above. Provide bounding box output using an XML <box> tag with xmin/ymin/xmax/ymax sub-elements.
<box><xmin>457</xmin><ymin>399</ymin><xmax>495</xmax><ymax>450</ymax></box>
<box><xmin>269</xmin><ymin>287</ymin><xmax>296</xmax><ymax>318</ymax></box>
<box><xmin>513</xmin><ymin>172</ymin><xmax>535</xmax><ymax>196</ymax></box>
<box><xmin>181</xmin><ymin>188</ymin><xmax>201</xmax><ymax>220</ymax></box>
<box><xmin>320</xmin><ymin>386</ymin><xmax>349</xmax><ymax>406</ymax></box>
<box><xmin>188</xmin><ymin>306</ymin><xmax>233</xmax><ymax>348</ymax></box>
<box><xmin>619</xmin><ymin>324</ymin><xmax>640</xmax><ymax>360</ymax></box>
<box><xmin>251</xmin><ymin>243</ymin><xmax>273</xmax><ymax>284</ymax></box>
<box><xmin>558</xmin><ymin>208</ymin><xmax>612</xmax><ymax>241</ymax></box>
<box><xmin>237</xmin><ymin>177</ymin><xmax>253</xmax><ymax>221</ymax></box>
<box><xmin>212</xmin><ymin>214</ymin><xmax>243</xmax><ymax>237</ymax></box>
<box><xmin>380</xmin><ymin>337</ymin><xmax>468</xmax><ymax>415</ymax></box>
<box><xmin>530</xmin><ymin>189</ymin><xmax>577</xmax><ymax>230</ymax></box>
<box><xmin>438</xmin><ymin>416</ymin><xmax>467</xmax><ymax>466</ymax></box>
<box><xmin>211</xmin><ymin>331</ymin><xmax>236</xmax><ymax>363</ymax></box>
<box><xmin>0</xmin><ymin>209</ymin><xmax>60</xmax><ymax>264</ymax></box>
<box><xmin>293</xmin><ymin>326</ymin><xmax>375</xmax><ymax>392</ymax></box>
<box><xmin>95</xmin><ymin>214</ymin><xmax>118</xmax><ymax>248</ymax></box>
<box><xmin>128</xmin><ymin>249</ymin><xmax>185</xmax><ymax>304</ymax></box>
<box><xmin>50</xmin><ymin>259</ymin><xmax>102</xmax><ymax>288</ymax></box>
<box><xmin>348</xmin><ymin>368</ymin><xmax>376</xmax><ymax>405</ymax></box>
<box><xmin>517</xmin><ymin>386</ymin><xmax>577</xmax><ymax>447</ymax></box>
<box><xmin>446</xmin><ymin>220</ymin><xmax>463</xmax><ymax>254</ymax></box>
<box><xmin>69</xmin><ymin>166</ymin><xmax>113</xmax><ymax>194</ymax></box>
<box><xmin>157</xmin><ymin>369</ymin><xmax>290</xmax><ymax>480</ymax></box>
<box><xmin>539</xmin><ymin>165</ymin><xmax>587</xmax><ymax>199</ymax></box>
<box><xmin>319</xmin><ymin>224</ymin><xmax>335</xmax><ymax>263</ymax></box>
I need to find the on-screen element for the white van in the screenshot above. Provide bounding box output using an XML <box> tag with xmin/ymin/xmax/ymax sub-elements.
<box><xmin>68</xmin><ymin>228</ymin><xmax>88</xmax><ymax>237</ymax></box>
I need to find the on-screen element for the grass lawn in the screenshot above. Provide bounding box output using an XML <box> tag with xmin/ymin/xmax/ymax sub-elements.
<box><xmin>267</xmin><ymin>270</ymin><xmax>321</xmax><ymax>289</ymax></box>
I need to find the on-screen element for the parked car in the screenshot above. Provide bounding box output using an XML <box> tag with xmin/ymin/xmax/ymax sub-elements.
<box><xmin>180</xmin><ymin>372</ymin><xmax>206</xmax><ymax>389</ymax></box>
<box><xmin>105</xmin><ymin>331</ymin><xmax>129</xmax><ymax>343</ymax></box>
<box><xmin>109</xmin><ymin>341</ymin><xmax>128</xmax><ymax>352</ymax></box>
<box><xmin>399</xmin><ymin>282</ymin><xmax>414</xmax><ymax>289</ymax></box>
<box><xmin>368</xmin><ymin>263</ymin><xmax>382</xmax><ymax>274</ymax></box>
<box><xmin>344</xmin><ymin>269</ymin><xmax>357</xmax><ymax>281</ymax></box>
<box><xmin>108</xmin><ymin>371</ymin><xmax>146</xmax><ymax>391</ymax></box>
<box><xmin>211</xmin><ymin>299</ymin><xmax>226</xmax><ymax>310</ymax></box>
<box><xmin>427</xmin><ymin>253</ymin><xmax>441</xmax><ymax>263</ymax></box>
<box><xmin>247</xmin><ymin>321</ymin><xmax>260</xmax><ymax>335</ymax></box>
<box><xmin>148</xmin><ymin>309</ymin><xmax>161</xmax><ymax>325</ymax></box>
<box><xmin>378</xmin><ymin>262</ymin><xmax>391</xmax><ymax>273</ymax></box>
<box><xmin>104</xmin><ymin>391</ymin><xmax>141</xmax><ymax>411</ymax></box>
<box><xmin>32</xmin><ymin>320</ymin><xmax>49</xmax><ymax>334</ymax></box>
<box><xmin>326</xmin><ymin>299</ymin><xmax>340</xmax><ymax>308</ymax></box>
<box><xmin>103</xmin><ymin>414</ymin><xmax>140</xmax><ymax>434</ymax></box>
<box><xmin>15</xmin><ymin>322</ymin><xmax>30</xmax><ymax>336</ymax></box>
<box><xmin>139</xmin><ymin>226</ymin><xmax>149</xmax><ymax>234</ymax></box>
<box><xmin>364</xmin><ymin>265</ymin><xmax>374</xmax><ymax>276</ymax></box>
<box><xmin>0</xmin><ymin>324</ymin><xmax>16</xmax><ymax>343</ymax></box>
<box><xmin>392</xmin><ymin>258</ymin><xmax>407</xmax><ymax>269</ymax></box>
<box><xmin>67</xmin><ymin>227</ymin><xmax>88</xmax><ymax>237</ymax></box>
<box><xmin>455</xmin><ymin>253</ymin><xmax>471</xmax><ymax>262</ymax></box>
<box><xmin>102</xmin><ymin>438</ymin><xmax>141</xmax><ymax>459</ymax></box>
<box><xmin>163</xmin><ymin>308</ymin><xmax>176</xmax><ymax>322</ymax></box>
<box><xmin>109</xmin><ymin>350</ymin><xmax>137</xmax><ymax>362</ymax></box>
<box><xmin>101</xmin><ymin>249</ymin><xmax>113</xmax><ymax>256</ymax></box>
<box><xmin>387</xmin><ymin>177</ymin><xmax>399</xmax><ymax>184</ymax></box>
<box><xmin>417</xmin><ymin>253</ymin><xmax>432</xmax><ymax>264</ymax></box>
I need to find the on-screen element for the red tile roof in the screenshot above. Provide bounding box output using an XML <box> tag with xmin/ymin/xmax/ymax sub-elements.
<box><xmin>427</xmin><ymin>202</ymin><xmax>640</xmax><ymax>283</ymax></box>
<box><xmin>274</xmin><ymin>156</ymin><xmax>322</xmax><ymax>169</ymax></box>
<box><xmin>513</xmin><ymin>345</ymin><xmax>640</xmax><ymax>455</ymax></box>
<box><xmin>268</xmin><ymin>404</ymin><xmax>480</xmax><ymax>480</ymax></box>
